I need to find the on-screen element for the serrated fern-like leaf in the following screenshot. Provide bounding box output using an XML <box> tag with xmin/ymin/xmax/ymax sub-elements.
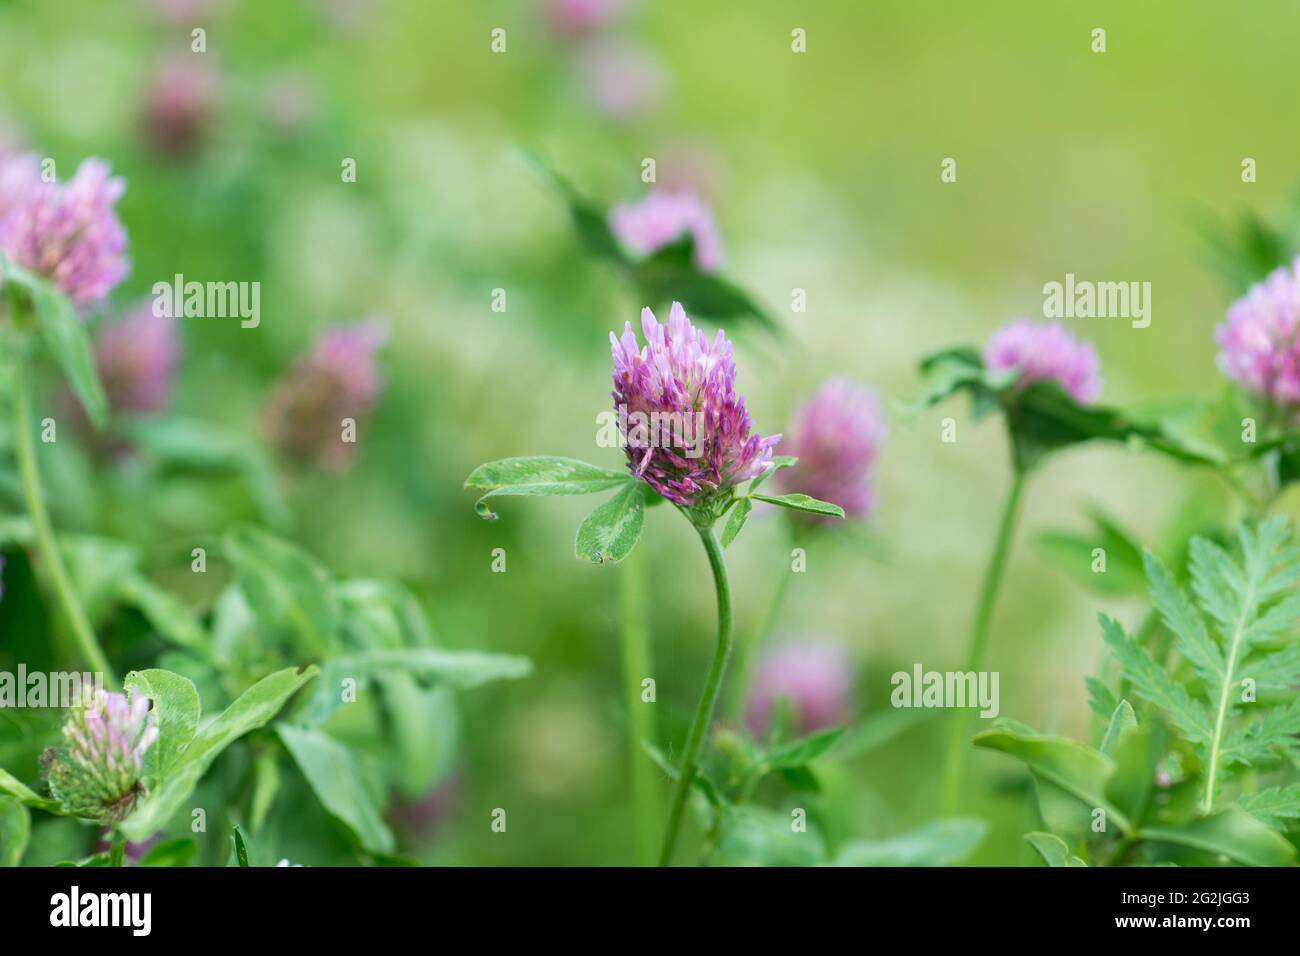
<box><xmin>1143</xmin><ymin>551</ymin><xmax>1222</xmax><ymax>689</ymax></box>
<box><xmin>1220</xmin><ymin>698</ymin><xmax>1300</xmax><ymax>769</ymax></box>
<box><xmin>1237</xmin><ymin>784</ymin><xmax>1300</xmax><ymax>829</ymax></box>
<box><xmin>1113</xmin><ymin>518</ymin><xmax>1300</xmax><ymax>816</ymax></box>
<box><xmin>1198</xmin><ymin>520</ymin><xmax>1300</xmax><ymax>814</ymax></box>
<box><xmin>1100</xmin><ymin>614</ymin><xmax>1211</xmax><ymax>747</ymax></box>
<box><xmin>1085</xmin><ymin>676</ymin><xmax>1117</xmax><ymax>721</ymax></box>
<box><xmin>1241</xmin><ymin>644</ymin><xmax>1300</xmax><ymax>690</ymax></box>
<box><xmin>1187</xmin><ymin>537</ymin><xmax>1239</xmax><ymax>634</ymax></box>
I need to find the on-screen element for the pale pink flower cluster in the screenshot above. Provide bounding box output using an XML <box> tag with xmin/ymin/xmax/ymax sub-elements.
<box><xmin>985</xmin><ymin>318</ymin><xmax>1101</xmax><ymax>403</ymax></box>
<box><xmin>1216</xmin><ymin>256</ymin><xmax>1300</xmax><ymax>405</ymax></box>
<box><xmin>0</xmin><ymin>156</ymin><xmax>129</xmax><ymax>305</ymax></box>
<box><xmin>609</xmin><ymin>189</ymin><xmax>723</xmax><ymax>271</ymax></box>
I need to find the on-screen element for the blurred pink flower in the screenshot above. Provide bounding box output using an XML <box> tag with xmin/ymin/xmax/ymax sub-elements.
<box><xmin>574</xmin><ymin>38</ymin><xmax>665</xmax><ymax>120</ymax></box>
<box><xmin>0</xmin><ymin>157</ymin><xmax>129</xmax><ymax>306</ymax></box>
<box><xmin>1216</xmin><ymin>256</ymin><xmax>1300</xmax><ymax>406</ymax></box>
<box><xmin>985</xmin><ymin>318</ymin><xmax>1101</xmax><ymax>403</ymax></box>
<box><xmin>264</xmin><ymin>319</ymin><xmax>387</xmax><ymax>468</ymax></box>
<box><xmin>778</xmin><ymin>379</ymin><xmax>884</xmax><ymax>520</ymax></box>
<box><xmin>143</xmin><ymin>58</ymin><xmax>220</xmax><ymax>158</ymax></box>
<box><xmin>746</xmin><ymin>639</ymin><xmax>852</xmax><ymax>738</ymax></box>
<box><xmin>545</xmin><ymin>0</ymin><xmax>628</xmax><ymax>35</ymax></box>
<box><xmin>609</xmin><ymin>189</ymin><xmax>722</xmax><ymax>271</ymax></box>
<box><xmin>95</xmin><ymin>304</ymin><xmax>181</xmax><ymax>415</ymax></box>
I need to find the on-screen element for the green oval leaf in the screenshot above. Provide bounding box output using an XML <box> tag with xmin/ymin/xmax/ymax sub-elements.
<box><xmin>465</xmin><ymin>456</ymin><xmax>630</xmax><ymax>520</ymax></box>
<box><xmin>719</xmin><ymin>497</ymin><xmax>753</xmax><ymax>548</ymax></box>
<box><xmin>118</xmin><ymin>574</ymin><xmax>209</xmax><ymax>653</ymax></box>
<box><xmin>124</xmin><ymin>668</ymin><xmax>201</xmax><ymax>779</ymax></box>
<box><xmin>0</xmin><ymin>796</ymin><xmax>31</xmax><ymax>867</ymax></box>
<box><xmin>827</xmin><ymin>818</ymin><xmax>988</xmax><ymax>867</ymax></box>
<box><xmin>764</xmin><ymin>727</ymin><xmax>844</xmax><ymax>770</ymax></box>
<box><xmin>120</xmin><ymin>665</ymin><xmax>319</xmax><ymax>842</ymax></box>
<box><xmin>1139</xmin><ymin>806</ymin><xmax>1297</xmax><ymax>867</ymax></box>
<box><xmin>751</xmin><ymin>492</ymin><xmax>845</xmax><ymax>518</ymax></box>
<box><xmin>276</xmin><ymin>724</ymin><xmax>395</xmax><ymax>855</ymax></box>
<box><xmin>575</xmin><ymin>481</ymin><xmax>646</xmax><ymax>564</ymax></box>
<box><xmin>748</xmin><ymin>456</ymin><xmax>796</xmax><ymax>494</ymax></box>
<box><xmin>973</xmin><ymin>725</ymin><xmax>1131</xmax><ymax>833</ymax></box>
<box><xmin>1024</xmin><ymin>831</ymin><xmax>1087</xmax><ymax>867</ymax></box>
<box><xmin>299</xmin><ymin>648</ymin><xmax>532</xmax><ymax>727</ymax></box>
<box><xmin>3</xmin><ymin>261</ymin><xmax>108</xmax><ymax>428</ymax></box>
<box><xmin>223</xmin><ymin>527</ymin><xmax>340</xmax><ymax>657</ymax></box>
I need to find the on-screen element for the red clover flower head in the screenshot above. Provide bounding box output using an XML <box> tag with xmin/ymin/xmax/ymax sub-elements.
<box><xmin>778</xmin><ymin>378</ymin><xmax>884</xmax><ymax>520</ymax></box>
<box><xmin>42</xmin><ymin>690</ymin><xmax>160</xmax><ymax>824</ymax></box>
<box><xmin>608</xmin><ymin>188</ymin><xmax>722</xmax><ymax>271</ymax></box>
<box><xmin>143</xmin><ymin>57</ymin><xmax>220</xmax><ymax>158</ymax></box>
<box><xmin>0</xmin><ymin>157</ymin><xmax>129</xmax><ymax>306</ymax></box>
<box><xmin>746</xmin><ymin>639</ymin><xmax>852</xmax><ymax>738</ymax></box>
<box><xmin>610</xmin><ymin>302</ymin><xmax>778</xmax><ymax>516</ymax></box>
<box><xmin>264</xmin><ymin>319</ymin><xmax>387</xmax><ymax>468</ymax></box>
<box><xmin>1215</xmin><ymin>256</ymin><xmax>1300</xmax><ymax>407</ymax></box>
<box><xmin>95</xmin><ymin>304</ymin><xmax>181</xmax><ymax>415</ymax></box>
<box><xmin>984</xmin><ymin>318</ymin><xmax>1101</xmax><ymax>404</ymax></box>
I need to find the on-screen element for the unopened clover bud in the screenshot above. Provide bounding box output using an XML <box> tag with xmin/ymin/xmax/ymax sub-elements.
<box><xmin>42</xmin><ymin>690</ymin><xmax>159</xmax><ymax>824</ymax></box>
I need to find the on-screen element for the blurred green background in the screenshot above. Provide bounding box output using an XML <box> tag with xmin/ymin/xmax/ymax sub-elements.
<box><xmin>1</xmin><ymin>0</ymin><xmax>1297</xmax><ymax>864</ymax></box>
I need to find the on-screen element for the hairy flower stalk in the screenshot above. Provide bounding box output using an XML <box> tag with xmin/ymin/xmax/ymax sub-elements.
<box><xmin>659</xmin><ymin>524</ymin><xmax>732</xmax><ymax>866</ymax></box>
<box><xmin>941</xmin><ymin>319</ymin><xmax>1099</xmax><ymax>813</ymax></box>
<box><xmin>42</xmin><ymin>690</ymin><xmax>159</xmax><ymax>824</ymax></box>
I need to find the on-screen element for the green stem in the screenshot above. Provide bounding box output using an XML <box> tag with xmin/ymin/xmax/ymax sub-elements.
<box><xmin>619</xmin><ymin>544</ymin><xmax>660</xmax><ymax>866</ymax></box>
<box><xmin>658</xmin><ymin>524</ymin><xmax>733</xmax><ymax>867</ymax></box>
<box><xmin>725</xmin><ymin>532</ymin><xmax>795</xmax><ymax>725</ymax></box>
<box><xmin>1203</xmin><ymin>582</ymin><xmax>1254</xmax><ymax>815</ymax></box>
<box><xmin>940</xmin><ymin>467</ymin><xmax>1026</xmax><ymax>814</ymax></box>
<box><xmin>12</xmin><ymin>356</ymin><xmax>116</xmax><ymax>685</ymax></box>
